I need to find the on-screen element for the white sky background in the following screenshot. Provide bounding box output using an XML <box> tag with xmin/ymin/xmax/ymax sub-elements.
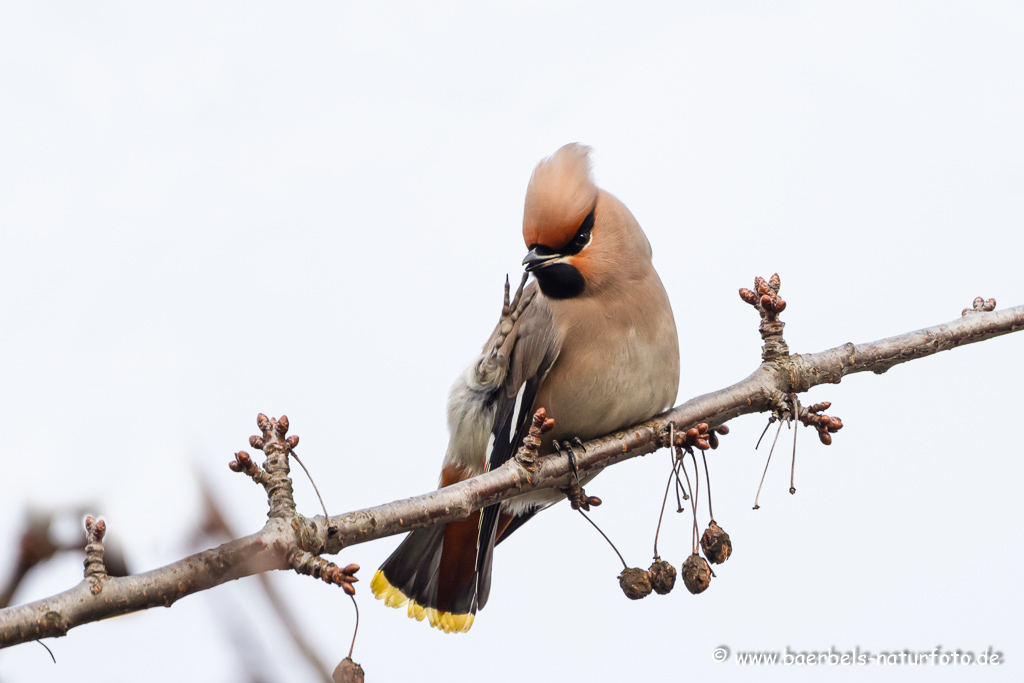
<box><xmin>1</xmin><ymin>1</ymin><xmax>1022</xmax><ymax>681</ymax></box>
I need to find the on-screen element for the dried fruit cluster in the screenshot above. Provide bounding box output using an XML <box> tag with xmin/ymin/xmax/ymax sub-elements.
<box><xmin>620</xmin><ymin>518</ymin><xmax>733</xmax><ymax>600</ymax></box>
<box><xmin>618</xmin><ymin>423</ymin><xmax>734</xmax><ymax>600</ymax></box>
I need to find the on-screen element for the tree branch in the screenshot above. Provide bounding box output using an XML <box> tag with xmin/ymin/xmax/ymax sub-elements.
<box><xmin>2</xmin><ymin>300</ymin><xmax>1021</xmax><ymax>648</ymax></box>
<box><xmin>321</xmin><ymin>302</ymin><xmax>1024</xmax><ymax>551</ymax></box>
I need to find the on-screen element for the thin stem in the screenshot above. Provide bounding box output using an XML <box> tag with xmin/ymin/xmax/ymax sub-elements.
<box><xmin>789</xmin><ymin>395</ymin><xmax>800</xmax><ymax>495</ymax></box>
<box><xmin>37</xmin><ymin>640</ymin><xmax>55</xmax><ymax>663</ymax></box>
<box><xmin>290</xmin><ymin>451</ymin><xmax>331</xmax><ymax>522</ymax></box>
<box><xmin>689</xmin><ymin>449</ymin><xmax>701</xmax><ymax>550</ymax></box>
<box><xmin>653</xmin><ymin>465</ymin><xmax>675</xmax><ymax>559</ymax></box>
<box><xmin>753</xmin><ymin>419</ymin><xmax>784</xmax><ymax>510</ymax></box>
<box><xmin>755</xmin><ymin>419</ymin><xmax>774</xmax><ymax>449</ymax></box>
<box><xmin>701</xmin><ymin>451</ymin><xmax>715</xmax><ymax>522</ymax></box>
<box><xmin>673</xmin><ymin>457</ymin><xmax>688</xmax><ymax>511</ymax></box>
<box><xmin>678</xmin><ymin>449</ymin><xmax>699</xmax><ymax>553</ymax></box>
<box><xmin>578</xmin><ymin>509</ymin><xmax>627</xmax><ymax>570</ymax></box>
<box><xmin>348</xmin><ymin>594</ymin><xmax>359</xmax><ymax>660</ymax></box>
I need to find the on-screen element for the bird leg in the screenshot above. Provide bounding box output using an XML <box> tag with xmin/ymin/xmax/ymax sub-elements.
<box><xmin>474</xmin><ymin>272</ymin><xmax>532</xmax><ymax>390</ymax></box>
<box><xmin>513</xmin><ymin>408</ymin><xmax>554</xmax><ymax>471</ymax></box>
<box><xmin>556</xmin><ymin>439</ymin><xmax>602</xmax><ymax>511</ymax></box>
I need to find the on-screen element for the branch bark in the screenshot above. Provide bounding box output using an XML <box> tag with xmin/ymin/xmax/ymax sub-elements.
<box><xmin>2</xmin><ymin>302</ymin><xmax>1021</xmax><ymax>648</ymax></box>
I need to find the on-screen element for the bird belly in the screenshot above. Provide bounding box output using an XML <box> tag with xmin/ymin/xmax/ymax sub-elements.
<box><xmin>539</xmin><ymin>322</ymin><xmax>679</xmax><ymax>444</ymax></box>
<box><xmin>505</xmin><ymin>318</ymin><xmax>678</xmax><ymax>513</ymax></box>
<box><xmin>443</xmin><ymin>361</ymin><xmax>498</xmax><ymax>478</ymax></box>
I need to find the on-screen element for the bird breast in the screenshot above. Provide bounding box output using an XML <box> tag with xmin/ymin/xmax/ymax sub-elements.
<box><xmin>537</xmin><ymin>267</ymin><xmax>679</xmax><ymax>438</ymax></box>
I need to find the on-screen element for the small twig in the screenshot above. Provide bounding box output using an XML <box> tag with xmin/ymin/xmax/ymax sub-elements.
<box><xmin>228</xmin><ymin>450</ymin><xmax>271</xmax><ymax>486</ymax></box>
<box><xmin>739</xmin><ymin>273</ymin><xmax>789</xmax><ymax>361</ymax></box>
<box><xmin>250</xmin><ymin>413</ymin><xmax>299</xmax><ymax>520</ymax></box>
<box><xmin>83</xmin><ymin>516</ymin><xmax>107</xmax><ymax>579</ymax></box>
<box><xmin>797</xmin><ymin>401</ymin><xmax>844</xmax><ymax>446</ymax></box>
<box><xmin>290</xmin><ymin>550</ymin><xmax>359</xmax><ymax>595</ymax></box>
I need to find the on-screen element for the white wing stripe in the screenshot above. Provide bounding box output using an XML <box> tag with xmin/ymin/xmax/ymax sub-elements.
<box><xmin>508</xmin><ymin>383</ymin><xmax>528</xmax><ymax>444</ymax></box>
<box><xmin>484</xmin><ymin>433</ymin><xmax>495</xmax><ymax>471</ymax></box>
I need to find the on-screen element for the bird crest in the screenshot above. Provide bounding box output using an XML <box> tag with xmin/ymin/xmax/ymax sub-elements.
<box><xmin>523</xmin><ymin>143</ymin><xmax>598</xmax><ymax>250</ymax></box>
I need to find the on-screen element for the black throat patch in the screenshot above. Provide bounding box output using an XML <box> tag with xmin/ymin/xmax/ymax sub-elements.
<box><xmin>528</xmin><ymin>205</ymin><xmax>594</xmax><ymax>299</ymax></box>
<box><xmin>534</xmin><ymin>262</ymin><xmax>585</xmax><ymax>299</ymax></box>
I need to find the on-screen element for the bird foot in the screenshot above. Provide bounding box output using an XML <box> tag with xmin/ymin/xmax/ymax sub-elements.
<box><xmin>513</xmin><ymin>408</ymin><xmax>555</xmax><ymax>471</ymax></box>
<box><xmin>555</xmin><ymin>439</ymin><xmax>602</xmax><ymax>511</ymax></box>
<box><xmin>475</xmin><ymin>273</ymin><xmax>533</xmax><ymax>389</ymax></box>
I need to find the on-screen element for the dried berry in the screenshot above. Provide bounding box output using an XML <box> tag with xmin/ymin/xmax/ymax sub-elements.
<box><xmin>618</xmin><ymin>567</ymin><xmax>653</xmax><ymax>600</ymax></box>
<box><xmin>333</xmin><ymin>657</ymin><xmax>365</xmax><ymax>683</ymax></box>
<box><xmin>681</xmin><ymin>553</ymin><xmax>711</xmax><ymax>594</ymax></box>
<box><xmin>648</xmin><ymin>559</ymin><xmax>677</xmax><ymax>595</ymax></box>
<box><xmin>700</xmin><ymin>521</ymin><xmax>733</xmax><ymax>565</ymax></box>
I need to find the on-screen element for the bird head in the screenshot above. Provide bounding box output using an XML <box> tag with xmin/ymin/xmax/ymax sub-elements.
<box><xmin>522</xmin><ymin>143</ymin><xmax>652</xmax><ymax>299</ymax></box>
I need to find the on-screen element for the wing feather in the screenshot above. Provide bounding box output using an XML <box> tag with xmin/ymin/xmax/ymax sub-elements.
<box><xmin>475</xmin><ymin>288</ymin><xmax>559</xmax><ymax>608</ymax></box>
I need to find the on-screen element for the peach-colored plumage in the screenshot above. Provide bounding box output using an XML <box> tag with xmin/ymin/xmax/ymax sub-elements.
<box><xmin>523</xmin><ymin>143</ymin><xmax>598</xmax><ymax>250</ymax></box>
<box><xmin>374</xmin><ymin>143</ymin><xmax>679</xmax><ymax>635</ymax></box>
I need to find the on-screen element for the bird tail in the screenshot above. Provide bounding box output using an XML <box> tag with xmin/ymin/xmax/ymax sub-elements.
<box><xmin>371</xmin><ymin>511</ymin><xmax>486</xmax><ymax>634</ymax></box>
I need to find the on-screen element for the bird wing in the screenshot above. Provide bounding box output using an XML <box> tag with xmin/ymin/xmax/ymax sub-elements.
<box><xmin>476</xmin><ymin>284</ymin><xmax>560</xmax><ymax>607</ymax></box>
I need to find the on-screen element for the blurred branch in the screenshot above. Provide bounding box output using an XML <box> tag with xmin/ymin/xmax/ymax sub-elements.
<box><xmin>197</xmin><ymin>477</ymin><xmax>334</xmax><ymax>683</ymax></box>
<box><xmin>1</xmin><ymin>294</ymin><xmax>1021</xmax><ymax>649</ymax></box>
<box><xmin>0</xmin><ymin>513</ymin><xmax>57</xmax><ymax>610</ymax></box>
<box><xmin>0</xmin><ymin>509</ymin><xmax>128</xmax><ymax>610</ymax></box>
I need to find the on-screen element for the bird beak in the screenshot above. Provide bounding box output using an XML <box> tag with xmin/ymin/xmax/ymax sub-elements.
<box><xmin>522</xmin><ymin>247</ymin><xmax>562</xmax><ymax>272</ymax></box>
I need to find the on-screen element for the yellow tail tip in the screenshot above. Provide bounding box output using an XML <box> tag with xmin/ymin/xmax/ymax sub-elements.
<box><xmin>370</xmin><ymin>570</ymin><xmax>475</xmax><ymax>633</ymax></box>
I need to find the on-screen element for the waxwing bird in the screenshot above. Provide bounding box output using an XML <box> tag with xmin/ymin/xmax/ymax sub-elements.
<box><xmin>371</xmin><ymin>143</ymin><xmax>680</xmax><ymax>633</ymax></box>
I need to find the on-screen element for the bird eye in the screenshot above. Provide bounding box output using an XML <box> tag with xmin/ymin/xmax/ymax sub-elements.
<box><xmin>575</xmin><ymin>231</ymin><xmax>591</xmax><ymax>248</ymax></box>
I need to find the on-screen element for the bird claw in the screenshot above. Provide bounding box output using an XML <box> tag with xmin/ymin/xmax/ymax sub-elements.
<box><xmin>557</xmin><ymin>439</ymin><xmax>601</xmax><ymax>511</ymax></box>
<box><xmin>475</xmin><ymin>273</ymin><xmax>532</xmax><ymax>388</ymax></box>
